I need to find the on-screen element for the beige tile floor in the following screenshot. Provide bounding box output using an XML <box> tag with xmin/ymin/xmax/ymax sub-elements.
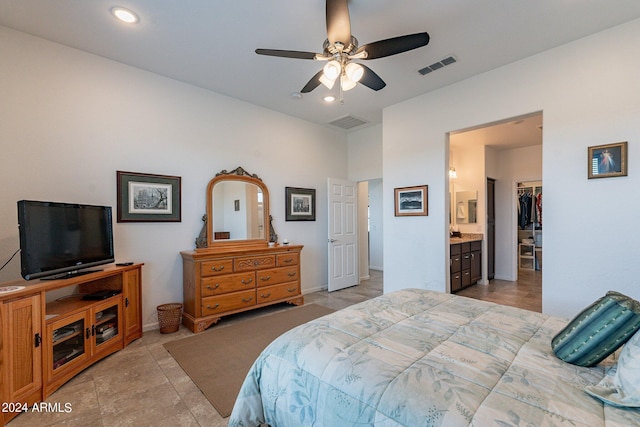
<box><xmin>8</xmin><ymin>269</ymin><xmax>541</xmax><ymax>426</ymax></box>
<box><xmin>7</xmin><ymin>271</ymin><xmax>384</xmax><ymax>427</ymax></box>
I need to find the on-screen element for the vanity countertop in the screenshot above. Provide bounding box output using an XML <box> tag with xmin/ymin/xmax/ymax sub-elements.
<box><xmin>450</xmin><ymin>233</ymin><xmax>483</xmax><ymax>244</ymax></box>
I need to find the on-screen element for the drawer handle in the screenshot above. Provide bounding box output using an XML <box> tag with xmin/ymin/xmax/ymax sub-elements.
<box><xmin>206</xmin><ymin>303</ymin><xmax>220</xmax><ymax>310</ymax></box>
<box><xmin>283</xmin><ymin>258</ymin><xmax>293</xmax><ymax>263</ymax></box>
<box><xmin>260</xmin><ymin>292</ymin><xmax>271</xmax><ymax>298</ymax></box>
<box><xmin>242</xmin><ymin>297</ymin><xmax>253</xmax><ymax>303</ymax></box>
<box><xmin>260</xmin><ymin>275</ymin><xmax>271</xmax><ymax>281</ymax></box>
<box><xmin>287</xmin><ymin>272</ymin><xmax>296</xmax><ymax>277</ymax></box>
<box><xmin>206</xmin><ymin>284</ymin><xmax>220</xmax><ymax>290</ymax></box>
<box><xmin>241</xmin><ymin>278</ymin><xmax>253</xmax><ymax>285</ymax></box>
<box><xmin>287</xmin><ymin>288</ymin><xmax>296</xmax><ymax>293</ymax></box>
<box><xmin>211</xmin><ymin>265</ymin><xmax>225</xmax><ymax>272</ymax></box>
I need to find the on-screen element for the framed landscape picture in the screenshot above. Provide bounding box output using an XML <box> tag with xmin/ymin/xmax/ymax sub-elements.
<box><xmin>394</xmin><ymin>185</ymin><xmax>428</xmax><ymax>216</ymax></box>
<box><xmin>588</xmin><ymin>141</ymin><xmax>628</xmax><ymax>179</ymax></box>
<box><xmin>285</xmin><ymin>187</ymin><xmax>316</xmax><ymax>221</ymax></box>
<box><xmin>117</xmin><ymin>171</ymin><xmax>181</xmax><ymax>222</ymax></box>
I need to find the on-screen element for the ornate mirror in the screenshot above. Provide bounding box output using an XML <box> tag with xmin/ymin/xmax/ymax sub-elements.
<box><xmin>197</xmin><ymin>167</ymin><xmax>271</xmax><ymax>249</ymax></box>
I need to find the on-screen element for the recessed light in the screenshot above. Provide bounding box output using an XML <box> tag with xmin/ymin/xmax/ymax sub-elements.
<box><xmin>323</xmin><ymin>95</ymin><xmax>336</xmax><ymax>103</ymax></box>
<box><xmin>111</xmin><ymin>7</ymin><xmax>139</xmax><ymax>24</ymax></box>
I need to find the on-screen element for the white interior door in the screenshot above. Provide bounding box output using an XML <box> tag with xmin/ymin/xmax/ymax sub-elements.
<box><xmin>328</xmin><ymin>177</ymin><xmax>358</xmax><ymax>292</ymax></box>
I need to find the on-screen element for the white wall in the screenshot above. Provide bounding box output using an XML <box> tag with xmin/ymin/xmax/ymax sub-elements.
<box><xmin>450</xmin><ymin>143</ymin><xmax>485</xmax><ymax>234</ymax></box>
<box><xmin>0</xmin><ymin>27</ymin><xmax>348</xmax><ymax>329</ymax></box>
<box><xmin>348</xmin><ymin>124</ymin><xmax>382</xmax><ymax>182</ymax></box>
<box><xmin>383</xmin><ymin>18</ymin><xmax>640</xmax><ymax>318</ymax></box>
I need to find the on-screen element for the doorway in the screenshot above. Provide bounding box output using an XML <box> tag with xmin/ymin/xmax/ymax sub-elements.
<box><xmin>356</xmin><ymin>179</ymin><xmax>383</xmax><ymax>283</ymax></box>
<box><xmin>449</xmin><ymin>112</ymin><xmax>543</xmax><ymax>302</ymax></box>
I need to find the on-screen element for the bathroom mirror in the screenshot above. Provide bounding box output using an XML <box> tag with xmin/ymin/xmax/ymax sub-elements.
<box><xmin>197</xmin><ymin>167</ymin><xmax>270</xmax><ymax>249</ymax></box>
<box><xmin>455</xmin><ymin>190</ymin><xmax>477</xmax><ymax>224</ymax></box>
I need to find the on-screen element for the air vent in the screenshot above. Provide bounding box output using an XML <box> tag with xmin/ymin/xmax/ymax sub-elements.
<box><xmin>329</xmin><ymin>115</ymin><xmax>369</xmax><ymax>130</ymax></box>
<box><xmin>419</xmin><ymin>55</ymin><xmax>457</xmax><ymax>75</ymax></box>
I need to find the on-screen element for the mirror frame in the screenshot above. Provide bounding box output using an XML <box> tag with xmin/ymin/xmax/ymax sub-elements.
<box><xmin>202</xmin><ymin>167</ymin><xmax>270</xmax><ymax>250</ymax></box>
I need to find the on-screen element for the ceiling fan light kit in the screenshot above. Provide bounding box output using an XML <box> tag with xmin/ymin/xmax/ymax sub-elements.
<box><xmin>255</xmin><ymin>0</ymin><xmax>429</xmax><ymax>100</ymax></box>
<box><xmin>345</xmin><ymin>62</ymin><xmax>364</xmax><ymax>83</ymax></box>
<box><xmin>323</xmin><ymin>60</ymin><xmax>341</xmax><ymax>80</ymax></box>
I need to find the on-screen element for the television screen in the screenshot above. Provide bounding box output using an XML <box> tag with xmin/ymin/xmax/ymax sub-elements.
<box><xmin>18</xmin><ymin>200</ymin><xmax>115</xmax><ymax>280</ymax></box>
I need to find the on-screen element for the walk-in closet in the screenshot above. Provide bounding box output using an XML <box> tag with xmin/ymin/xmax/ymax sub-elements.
<box><xmin>517</xmin><ymin>181</ymin><xmax>542</xmax><ymax>271</ymax></box>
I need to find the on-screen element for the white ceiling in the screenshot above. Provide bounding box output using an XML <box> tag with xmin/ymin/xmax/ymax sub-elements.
<box><xmin>2</xmin><ymin>1</ymin><xmax>640</xmax><ymax>131</ymax></box>
<box><xmin>450</xmin><ymin>112</ymin><xmax>543</xmax><ymax>151</ymax></box>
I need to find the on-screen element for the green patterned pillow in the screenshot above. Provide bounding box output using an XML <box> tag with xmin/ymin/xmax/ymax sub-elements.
<box><xmin>552</xmin><ymin>291</ymin><xmax>640</xmax><ymax>367</ymax></box>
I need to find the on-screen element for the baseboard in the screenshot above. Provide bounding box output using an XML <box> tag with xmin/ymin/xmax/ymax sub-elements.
<box><xmin>369</xmin><ymin>266</ymin><xmax>383</xmax><ymax>271</ymax></box>
<box><xmin>360</xmin><ymin>274</ymin><xmax>370</xmax><ymax>281</ymax></box>
<box><xmin>143</xmin><ymin>322</ymin><xmax>160</xmax><ymax>332</ymax></box>
<box><xmin>303</xmin><ymin>284</ymin><xmax>327</xmax><ymax>294</ymax></box>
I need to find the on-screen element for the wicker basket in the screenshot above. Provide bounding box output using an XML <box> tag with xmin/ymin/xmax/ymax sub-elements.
<box><xmin>157</xmin><ymin>303</ymin><xmax>183</xmax><ymax>334</ymax></box>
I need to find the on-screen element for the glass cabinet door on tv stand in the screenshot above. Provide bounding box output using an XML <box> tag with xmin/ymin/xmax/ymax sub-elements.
<box><xmin>44</xmin><ymin>295</ymin><xmax>123</xmax><ymax>397</ymax></box>
<box><xmin>46</xmin><ymin>312</ymin><xmax>91</xmax><ymax>383</ymax></box>
<box><xmin>92</xmin><ymin>299</ymin><xmax>122</xmax><ymax>357</ymax></box>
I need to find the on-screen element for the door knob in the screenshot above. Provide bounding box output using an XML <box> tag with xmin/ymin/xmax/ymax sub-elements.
<box><xmin>328</xmin><ymin>239</ymin><xmax>338</xmax><ymax>243</ymax></box>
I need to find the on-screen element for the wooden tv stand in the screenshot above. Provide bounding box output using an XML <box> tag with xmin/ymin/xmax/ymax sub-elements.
<box><xmin>0</xmin><ymin>264</ymin><xmax>143</xmax><ymax>425</ymax></box>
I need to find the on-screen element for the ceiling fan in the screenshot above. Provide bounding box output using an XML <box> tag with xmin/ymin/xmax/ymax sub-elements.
<box><xmin>255</xmin><ymin>0</ymin><xmax>430</xmax><ymax>97</ymax></box>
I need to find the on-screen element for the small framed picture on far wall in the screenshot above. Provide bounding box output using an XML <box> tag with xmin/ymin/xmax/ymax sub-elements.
<box><xmin>394</xmin><ymin>185</ymin><xmax>428</xmax><ymax>216</ymax></box>
<box><xmin>285</xmin><ymin>187</ymin><xmax>316</xmax><ymax>221</ymax></box>
<box><xmin>588</xmin><ymin>141</ymin><xmax>627</xmax><ymax>179</ymax></box>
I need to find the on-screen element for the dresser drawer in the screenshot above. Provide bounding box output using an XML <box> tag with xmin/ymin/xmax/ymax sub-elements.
<box><xmin>201</xmin><ymin>272</ymin><xmax>255</xmax><ymax>296</ymax></box>
<box><xmin>257</xmin><ymin>282</ymin><xmax>300</xmax><ymax>304</ymax></box>
<box><xmin>276</xmin><ymin>253</ymin><xmax>299</xmax><ymax>267</ymax></box>
<box><xmin>235</xmin><ymin>255</ymin><xmax>275</xmax><ymax>271</ymax></box>
<box><xmin>200</xmin><ymin>259</ymin><xmax>234</xmax><ymax>277</ymax></box>
<box><xmin>201</xmin><ymin>290</ymin><xmax>256</xmax><ymax>315</ymax></box>
<box><xmin>256</xmin><ymin>266</ymin><xmax>299</xmax><ymax>287</ymax></box>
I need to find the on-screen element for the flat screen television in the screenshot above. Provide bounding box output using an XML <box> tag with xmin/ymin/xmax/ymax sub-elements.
<box><xmin>17</xmin><ymin>200</ymin><xmax>115</xmax><ymax>280</ymax></box>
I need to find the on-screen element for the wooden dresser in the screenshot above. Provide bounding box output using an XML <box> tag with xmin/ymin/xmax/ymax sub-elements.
<box><xmin>181</xmin><ymin>244</ymin><xmax>303</xmax><ymax>333</ymax></box>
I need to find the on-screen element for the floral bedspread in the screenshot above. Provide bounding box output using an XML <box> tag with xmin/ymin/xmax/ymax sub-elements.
<box><xmin>229</xmin><ymin>289</ymin><xmax>640</xmax><ymax>426</ymax></box>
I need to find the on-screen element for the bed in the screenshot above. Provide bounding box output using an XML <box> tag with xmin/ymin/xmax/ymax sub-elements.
<box><xmin>229</xmin><ymin>289</ymin><xmax>640</xmax><ymax>426</ymax></box>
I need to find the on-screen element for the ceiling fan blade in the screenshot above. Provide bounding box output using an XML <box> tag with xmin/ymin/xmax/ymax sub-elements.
<box><xmin>358</xmin><ymin>65</ymin><xmax>386</xmax><ymax>91</ymax></box>
<box><xmin>255</xmin><ymin>49</ymin><xmax>317</xmax><ymax>60</ymax></box>
<box><xmin>357</xmin><ymin>32</ymin><xmax>430</xmax><ymax>59</ymax></box>
<box><xmin>326</xmin><ymin>0</ymin><xmax>351</xmax><ymax>46</ymax></box>
<box><xmin>300</xmin><ymin>70</ymin><xmax>325</xmax><ymax>93</ymax></box>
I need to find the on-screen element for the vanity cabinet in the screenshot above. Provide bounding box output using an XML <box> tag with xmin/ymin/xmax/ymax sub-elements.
<box><xmin>181</xmin><ymin>245</ymin><xmax>304</xmax><ymax>333</ymax></box>
<box><xmin>450</xmin><ymin>240</ymin><xmax>482</xmax><ymax>293</ymax></box>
